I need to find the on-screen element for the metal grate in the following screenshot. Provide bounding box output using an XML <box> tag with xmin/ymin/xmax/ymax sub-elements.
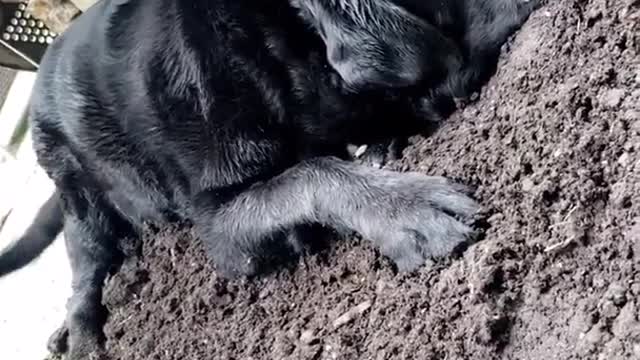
<box><xmin>0</xmin><ymin>1</ymin><xmax>57</xmax><ymax>71</ymax></box>
<box><xmin>2</xmin><ymin>2</ymin><xmax>58</xmax><ymax>45</ymax></box>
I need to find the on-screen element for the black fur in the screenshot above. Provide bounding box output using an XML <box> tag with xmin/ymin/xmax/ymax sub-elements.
<box><xmin>295</xmin><ymin>0</ymin><xmax>540</xmax><ymax>98</ymax></box>
<box><xmin>294</xmin><ymin>0</ymin><xmax>541</xmax><ymax>163</ymax></box>
<box><xmin>0</xmin><ymin>0</ymin><xmax>540</xmax><ymax>358</ymax></box>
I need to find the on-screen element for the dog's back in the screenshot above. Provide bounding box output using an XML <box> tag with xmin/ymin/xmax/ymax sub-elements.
<box><xmin>31</xmin><ymin>0</ymin><xmax>324</xmax><ymax>227</ymax></box>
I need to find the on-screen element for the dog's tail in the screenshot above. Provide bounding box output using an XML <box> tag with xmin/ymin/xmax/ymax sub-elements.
<box><xmin>0</xmin><ymin>189</ymin><xmax>64</xmax><ymax>277</ymax></box>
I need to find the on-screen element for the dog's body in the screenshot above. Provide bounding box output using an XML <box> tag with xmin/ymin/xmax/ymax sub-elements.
<box><xmin>0</xmin><ymin>0</ymin><xmax>538</xmax><ymax>358</ymax></box>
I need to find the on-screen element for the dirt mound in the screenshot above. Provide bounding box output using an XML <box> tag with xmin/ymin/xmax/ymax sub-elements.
<box><xmin>101</xmin><ymin>0</ymin><xmax>640</xmax><ymax>359</ymax></box>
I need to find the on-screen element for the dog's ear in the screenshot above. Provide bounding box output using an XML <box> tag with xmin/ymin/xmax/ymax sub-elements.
<box><xmin>291</xmin><ymin>0</ymin><xmax>463</xmax><ymax>92</ymax></box>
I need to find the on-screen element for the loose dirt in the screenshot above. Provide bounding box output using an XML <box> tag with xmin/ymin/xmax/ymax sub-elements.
<box><xmin>101</xmin><ymin>0</ymin><xmax>640</xmax><ymax>358</ymax></box>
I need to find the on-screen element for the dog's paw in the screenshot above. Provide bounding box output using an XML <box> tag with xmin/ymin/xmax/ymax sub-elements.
<box><xmin>210</xmin><ymin>233</ymin><xmax>304</xmax><ymax>278</ymax></box>
<box><xmin>47</xmin><ymin>322</ymin><xmax>69</xmax><ymax>355</ymax></box>
<box><xmin>64</xmin><ymin>328</ymin><xmax>108</xmax><ymax>360</ymax></box>
<box><xmin>212</xmin><ymin>225</ymin><xmax>336</xmax><ymax>278</ymax></box>
<box><xmin>211</xmin><ymin>244</ymin><xmax>260</xmax><ymax>279</ymax></box>
<box><xmin>368</xmin><ymin>173</ymin><xmax>479</xmax><ymax>271</ymax></box>
<box><xmin>48</xmin><ymin>320</ymin><xmax>108</xmax><ymax>360</ymax></box>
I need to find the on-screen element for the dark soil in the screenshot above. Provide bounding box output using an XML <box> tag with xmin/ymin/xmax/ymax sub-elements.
<box><xmin>101</xmin><ymin>0</ymin><xmax>640</xmax><ymax>359</ymax></box>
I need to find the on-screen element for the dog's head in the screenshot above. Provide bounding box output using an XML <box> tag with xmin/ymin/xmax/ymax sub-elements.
<box><xmin>290</xmin><ymin>0</ymin><xmax>462</xmax><ymax>92</ymax></box>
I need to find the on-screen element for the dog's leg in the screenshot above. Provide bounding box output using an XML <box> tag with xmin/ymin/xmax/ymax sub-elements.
<box><xmin>193</xmin><ymin>156</ymin><xmax>478</xmax><ymax>277</ymax></box>
<box><xmin>48</xmin><ymin>192</ymin><xmax>129</xmax><ymax>360</ymax></box>
<box><xmin>285</xmin><ymin>223</ymin><xmax>339</xmax><ymax>258</ymax></box>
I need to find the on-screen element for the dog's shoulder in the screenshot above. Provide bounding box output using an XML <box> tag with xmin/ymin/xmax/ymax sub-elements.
<box><xmin>31</xmin><ymin>0</ymin><xmax>335</xmax><ymax>194</ymax></box>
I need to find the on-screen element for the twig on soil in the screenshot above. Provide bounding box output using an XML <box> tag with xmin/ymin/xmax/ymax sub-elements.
<box><xmin>170</xmin><ymin>247</ymin><xmax>177</xmax><ymax>269</ymax></box>
<box><xmin>544</xmin><ymin>236</ymin><xmax>576</xmax><ymax>253</ymax></box>
<box><xmin>332</xmin><ymin>300</ymin><xmax>372</xmax><ymax>329</ymax></box>
<box><xmin>115</xmin><ymin>314</ymin><xmax>135</xmax><ymax>328</ymax></box>
<box><xmin>549</xmin><ymin>205</ymin><xmax>579</xmax><ymax>229</ymax></box>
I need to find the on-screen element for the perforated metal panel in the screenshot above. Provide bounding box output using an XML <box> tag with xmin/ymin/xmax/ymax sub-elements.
<box><xmin>0</xmin><ymin>1</ymin><xmax>57</xmax><ymax>71</ymax></box>
<box><xmin>2</xmin><ymin>3</ymin><xmax>58</xmax><ymax>44</ymax></box>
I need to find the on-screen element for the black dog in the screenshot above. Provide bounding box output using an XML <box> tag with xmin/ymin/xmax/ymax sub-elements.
<box><xmin>294</xmin><ymin>0</ymin><xmax>541</xmax><ymax>165</ymax></box>
<box><xmin>0</xmin><ymin>0</ymin><xmax>538</xmax><ymax>358</ymax></box>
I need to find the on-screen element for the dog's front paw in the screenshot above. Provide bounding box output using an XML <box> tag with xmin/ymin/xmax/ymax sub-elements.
<box><xmin>47</xmin><ymin>322</ymin><xmax>69</xmax><ymax>355</ymax></box>
<box><xmin>211</xmin><ymin>243</ymin><xmax>260</xmax><ymax>279</ymax></box>
<box><xmin>368</xmin><ymin>174</ymin><xmax>479</xmax><ymax>271</ymax></box>
<box><xmin>61</xmin><ymin>327</ymin><xmax>109</xmax><ymax>360</ymax></box>
<box><xmin>47</xmin><ymin>320</ymin><xmax>109</xmax><ymax>360</ymax></box>
<box><xmin>349</xmin><ymin>137</ymin><xmax>406</xmax><ymax>169</ymax></box>
<box><xmin>210</xmin><ymin>232</ymin><xmax>304</xmax><ymax>278</ymax></box>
